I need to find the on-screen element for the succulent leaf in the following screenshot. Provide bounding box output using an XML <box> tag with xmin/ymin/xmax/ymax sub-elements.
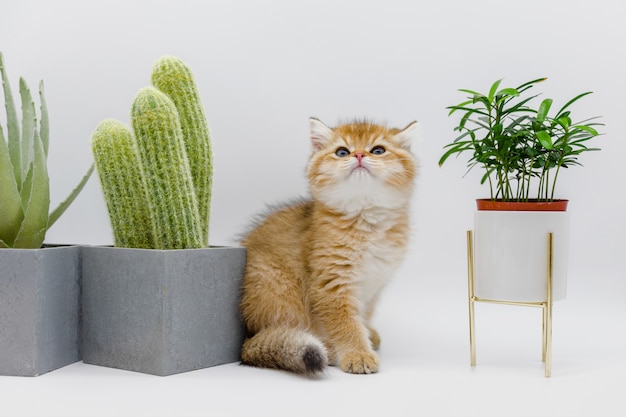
<box><xmin>39</xmin><ymin>80</ymin><xmax>49</xmax><ymax>156</ymax></box>
<box><xmin>0</xmin><ymin>124</ymin><xmax>24</xmax><ymax>246</ymax></box>
<box><xmin>13</xmin><ymin>128</ymin><xmax>50</xmax><ymax>248</ymax></box>
<box><xmin>0</xmin><ymin>52</ymin><xmax>22</xmax><ymax>190</ymax></box>
<box><xmin>19</xmin><ymin>77</ymin><xmax>37</xmax><ymax>186</ymax></box>
<box><xmin>48</xmin><ymin>163</ymin><xmax>95</xmax><ymax>229</ymax></box>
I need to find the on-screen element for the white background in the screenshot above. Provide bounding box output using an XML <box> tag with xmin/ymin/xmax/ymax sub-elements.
<box><xmin>1</xmin><ymin>1</ymin><xmax>625</xmax><ymax>416</ymax></box>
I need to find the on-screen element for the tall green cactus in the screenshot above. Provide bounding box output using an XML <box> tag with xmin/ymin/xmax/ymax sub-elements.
<box><xmin>151</xmin><ymin>56</ymin><xmax>212</xmax><ymax>245</ymax></box>
<box><xmin>91</xmin><ymin>119</ymin><xmax>155</xmax><ymax>249</ymax></box>
<box><xmin>131</xmin><ymin>86</ymin><xmax>204</xmax><ymax>249</ymax></box>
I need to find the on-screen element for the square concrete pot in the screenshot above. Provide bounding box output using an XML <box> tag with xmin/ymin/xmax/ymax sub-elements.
<box><xmin>0</xmin><ymin>245</ymin><xmax>81</xmax><ymax>376</ymax></box>
<box><xmin>81</xmin><ymin>246</ymin><xmax>246</xmax><ymax>376</ymax></box>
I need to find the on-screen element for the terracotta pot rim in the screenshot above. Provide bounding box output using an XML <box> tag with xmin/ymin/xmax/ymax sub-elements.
<box><xmin>476</xmin><ymin>198</ymin><xmax>569</xmax><ymax>212</ymax></box>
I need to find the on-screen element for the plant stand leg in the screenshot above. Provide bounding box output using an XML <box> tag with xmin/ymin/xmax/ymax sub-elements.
<box><xmin>542</xmin><ymin>306</ymin><xmax>547</xmax><ymax>362</ymax></box>
<box><xmin>467</xmin><ymin>230</ymin><xmax>477</xmax><ymax>367</ymax></box>
<box><xmin>544</xmin><ymin>232</ymin><xmax>554</xmax><ymax>378</ymax></box>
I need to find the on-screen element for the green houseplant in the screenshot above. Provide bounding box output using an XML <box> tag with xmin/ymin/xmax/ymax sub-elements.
<box><xmin>439</xmin><ymin>77</ymin><xmax>602</xmax><ymax>203</ymax></box>
<box><xmin>440</xmin><ymin>77</ymin><xmax>603</xmax><ymax>375</ymax></box>
<box><xmin>0</xmin><ymin>52</ymin><xmax>93</xmax><ymax>376</ymax></box>
<box><xmin>439</xmin><ymin>76</ymin><xmax>604</xmax><ymax>301</ymax></box>
<box><xmin>82</xmin><ymin>56</ymin><xmax>245</xmax><ymax>376</ymax></box>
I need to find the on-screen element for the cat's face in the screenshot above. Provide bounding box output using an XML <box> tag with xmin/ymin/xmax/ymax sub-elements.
<box><xmin>307</xmin><ymin>118</ymin><xmax>419</xmax><ymax>213</ymax></box>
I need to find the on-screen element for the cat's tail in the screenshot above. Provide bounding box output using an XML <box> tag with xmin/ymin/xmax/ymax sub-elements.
<box><xmin>241</xmin><ymin>327</ymin><xmax>328</xmax><ymax>375</ymax></box>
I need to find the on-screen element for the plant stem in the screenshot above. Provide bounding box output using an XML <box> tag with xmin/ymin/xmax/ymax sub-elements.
<box><xmin>550</xmin><ymin>158</ymin><xmax>563</xmax><ymax>202</ymax></box>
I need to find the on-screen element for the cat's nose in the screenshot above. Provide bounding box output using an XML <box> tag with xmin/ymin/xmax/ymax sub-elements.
<box><xmin>355</xmin><ymin>152</ymin><xmax>364</xmax><ymax>164</ymax></box>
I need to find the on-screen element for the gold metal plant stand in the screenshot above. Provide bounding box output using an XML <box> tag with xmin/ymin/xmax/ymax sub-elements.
<box><xmin>467</xmin><ymin>230</ymin><xmax>554</xmax><ymax>378</ymax></box>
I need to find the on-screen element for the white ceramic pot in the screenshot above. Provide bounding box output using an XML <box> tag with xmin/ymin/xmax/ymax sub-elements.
<box><xmin>473</xmin><ymin>210</ymin><xmax>570</xmax><ymax>302</ymax></box>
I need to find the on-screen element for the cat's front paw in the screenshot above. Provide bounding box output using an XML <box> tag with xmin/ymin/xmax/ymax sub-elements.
<box><xmin>340</xmin><ymin>350</ymin><xmax>379</xmax><ymax>374</ymax></box>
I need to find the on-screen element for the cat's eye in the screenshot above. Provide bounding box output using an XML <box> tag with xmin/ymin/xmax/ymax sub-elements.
<box><xmin>371</xmin><ymin>146</ymin><xmax>386</xmax><ymax>155</ymax></box>
<box><xmin>335</xmin><ymin>147</ymin><xmax>350</xmax><ymax>157</ymax></box>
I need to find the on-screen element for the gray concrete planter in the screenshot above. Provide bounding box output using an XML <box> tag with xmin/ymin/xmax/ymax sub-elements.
<box><xmin>81</xmin><ymin>246</ymin><xmax>246</xmax><ymax>376</ymax></box>
<box><xmin>0</xmin><ymin>245</ymin><xmax>81</xmax><ymax>376</ymax></box>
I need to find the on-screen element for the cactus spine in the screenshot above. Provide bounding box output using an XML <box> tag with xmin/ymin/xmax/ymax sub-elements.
<box><xmin>91</xmin><ymin>56</ymin><xmax>211</xmax><ymax>250</ymax></box>
<box><xmin>151</xmin><ymin>56</ymin><xmax>212</xmax><ymax>245</ymax></box>
<box><xmin>91</xmin><ymin>119</ymin><xmax>155</xmax><ymax>249</ymax></box>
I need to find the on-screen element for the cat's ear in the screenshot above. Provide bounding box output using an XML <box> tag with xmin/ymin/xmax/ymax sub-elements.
<box><xmin>310</xmin><ymin>117</ymin><xmax>335</xmax><ymax>151</ymax></box>
<box><xmin>391</xmin><ymin>121</ymin><xmax>420</xmax><ymax>150</ymax></box>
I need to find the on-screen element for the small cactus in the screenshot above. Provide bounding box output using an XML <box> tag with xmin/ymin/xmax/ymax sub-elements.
<box><xmin>91</xmin><ymin>56</ymin><xmax>211</xmax><ymax>250</ymax></box>
<box><xmin>131</xmin><ymin>87</ymin><xmax>204</xmax><ymax>249</ymax></box>
<box><xmin>91</xmin><ymin>119</ymin><xmax>155</xmax><ymax>249</ymax></box>
<box><xmin>151</xmin><ymin>56</ymin><xmax>212</xmax><ymax>245</ymax></box>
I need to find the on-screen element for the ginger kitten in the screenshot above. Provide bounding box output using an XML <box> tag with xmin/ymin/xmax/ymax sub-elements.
<box><xmin>240</xmin><ymin>117</ymin><xmax>419</xmax><ymax>375</ymax></box>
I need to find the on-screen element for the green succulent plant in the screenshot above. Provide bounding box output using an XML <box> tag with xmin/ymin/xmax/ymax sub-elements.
<box><xmin>0</xmin><ymin>52</ymin><xmax>94</xmax><ymax>248</ymax></box>
<box><xmin>439</xmin><ymin>77</ymin><xmax>603</xmax><ymax>202</ymax></box>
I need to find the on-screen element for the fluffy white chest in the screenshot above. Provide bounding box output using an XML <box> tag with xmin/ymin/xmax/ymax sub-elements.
<box><xmin>352</xmin><ymin>233</ymin><xmax>406</xmax><ymax>306</ymax></box>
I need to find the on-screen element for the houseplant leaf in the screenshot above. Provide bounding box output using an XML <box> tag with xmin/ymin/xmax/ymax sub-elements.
<box><xmin>536</xmin><ymin>130</ymin><xmax>553</xmax><ymax>150</ymax></box>
<box><xmin>487</xmin><ymin>79</ymin><xmax>503</xmax><ymax>102</ymax></box>
<box><xmin>447</xmin><ymin>99</ymin><xmax>475</xmax><ymax>116</ymax></box>
<box><xmin>536</xmin><ymin>98</ymin><xmax>553</xmax><ymax>123</ymax></box>
<box><xmin>458</xmin><ymin>88</ymin><xmax>482</xmax><ymax>95</ymax></box>
<box><xmin>515</xmin><ymin>77</ymin><xmax>547</xmax><ymax>93</ymax></box>
<box><xmin>573</xmin><ymin>125</ymin><xmax>599</xmax><ymax>136</ymax></box>
<box><xmin>495</xmin><ymin>88</ymin><xmax>519</xmax><ymax>97</ymax></box>
<box><xmin>555</xmin><ymin>91</ymin><xmax>593</xmax><ymax>119</ymax></box>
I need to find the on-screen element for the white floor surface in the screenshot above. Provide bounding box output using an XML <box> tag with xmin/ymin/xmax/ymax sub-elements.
<box><xmin>1</xmin><ymin>267</ymin><xmax>624</xmax><ymax>417</ymax></box>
